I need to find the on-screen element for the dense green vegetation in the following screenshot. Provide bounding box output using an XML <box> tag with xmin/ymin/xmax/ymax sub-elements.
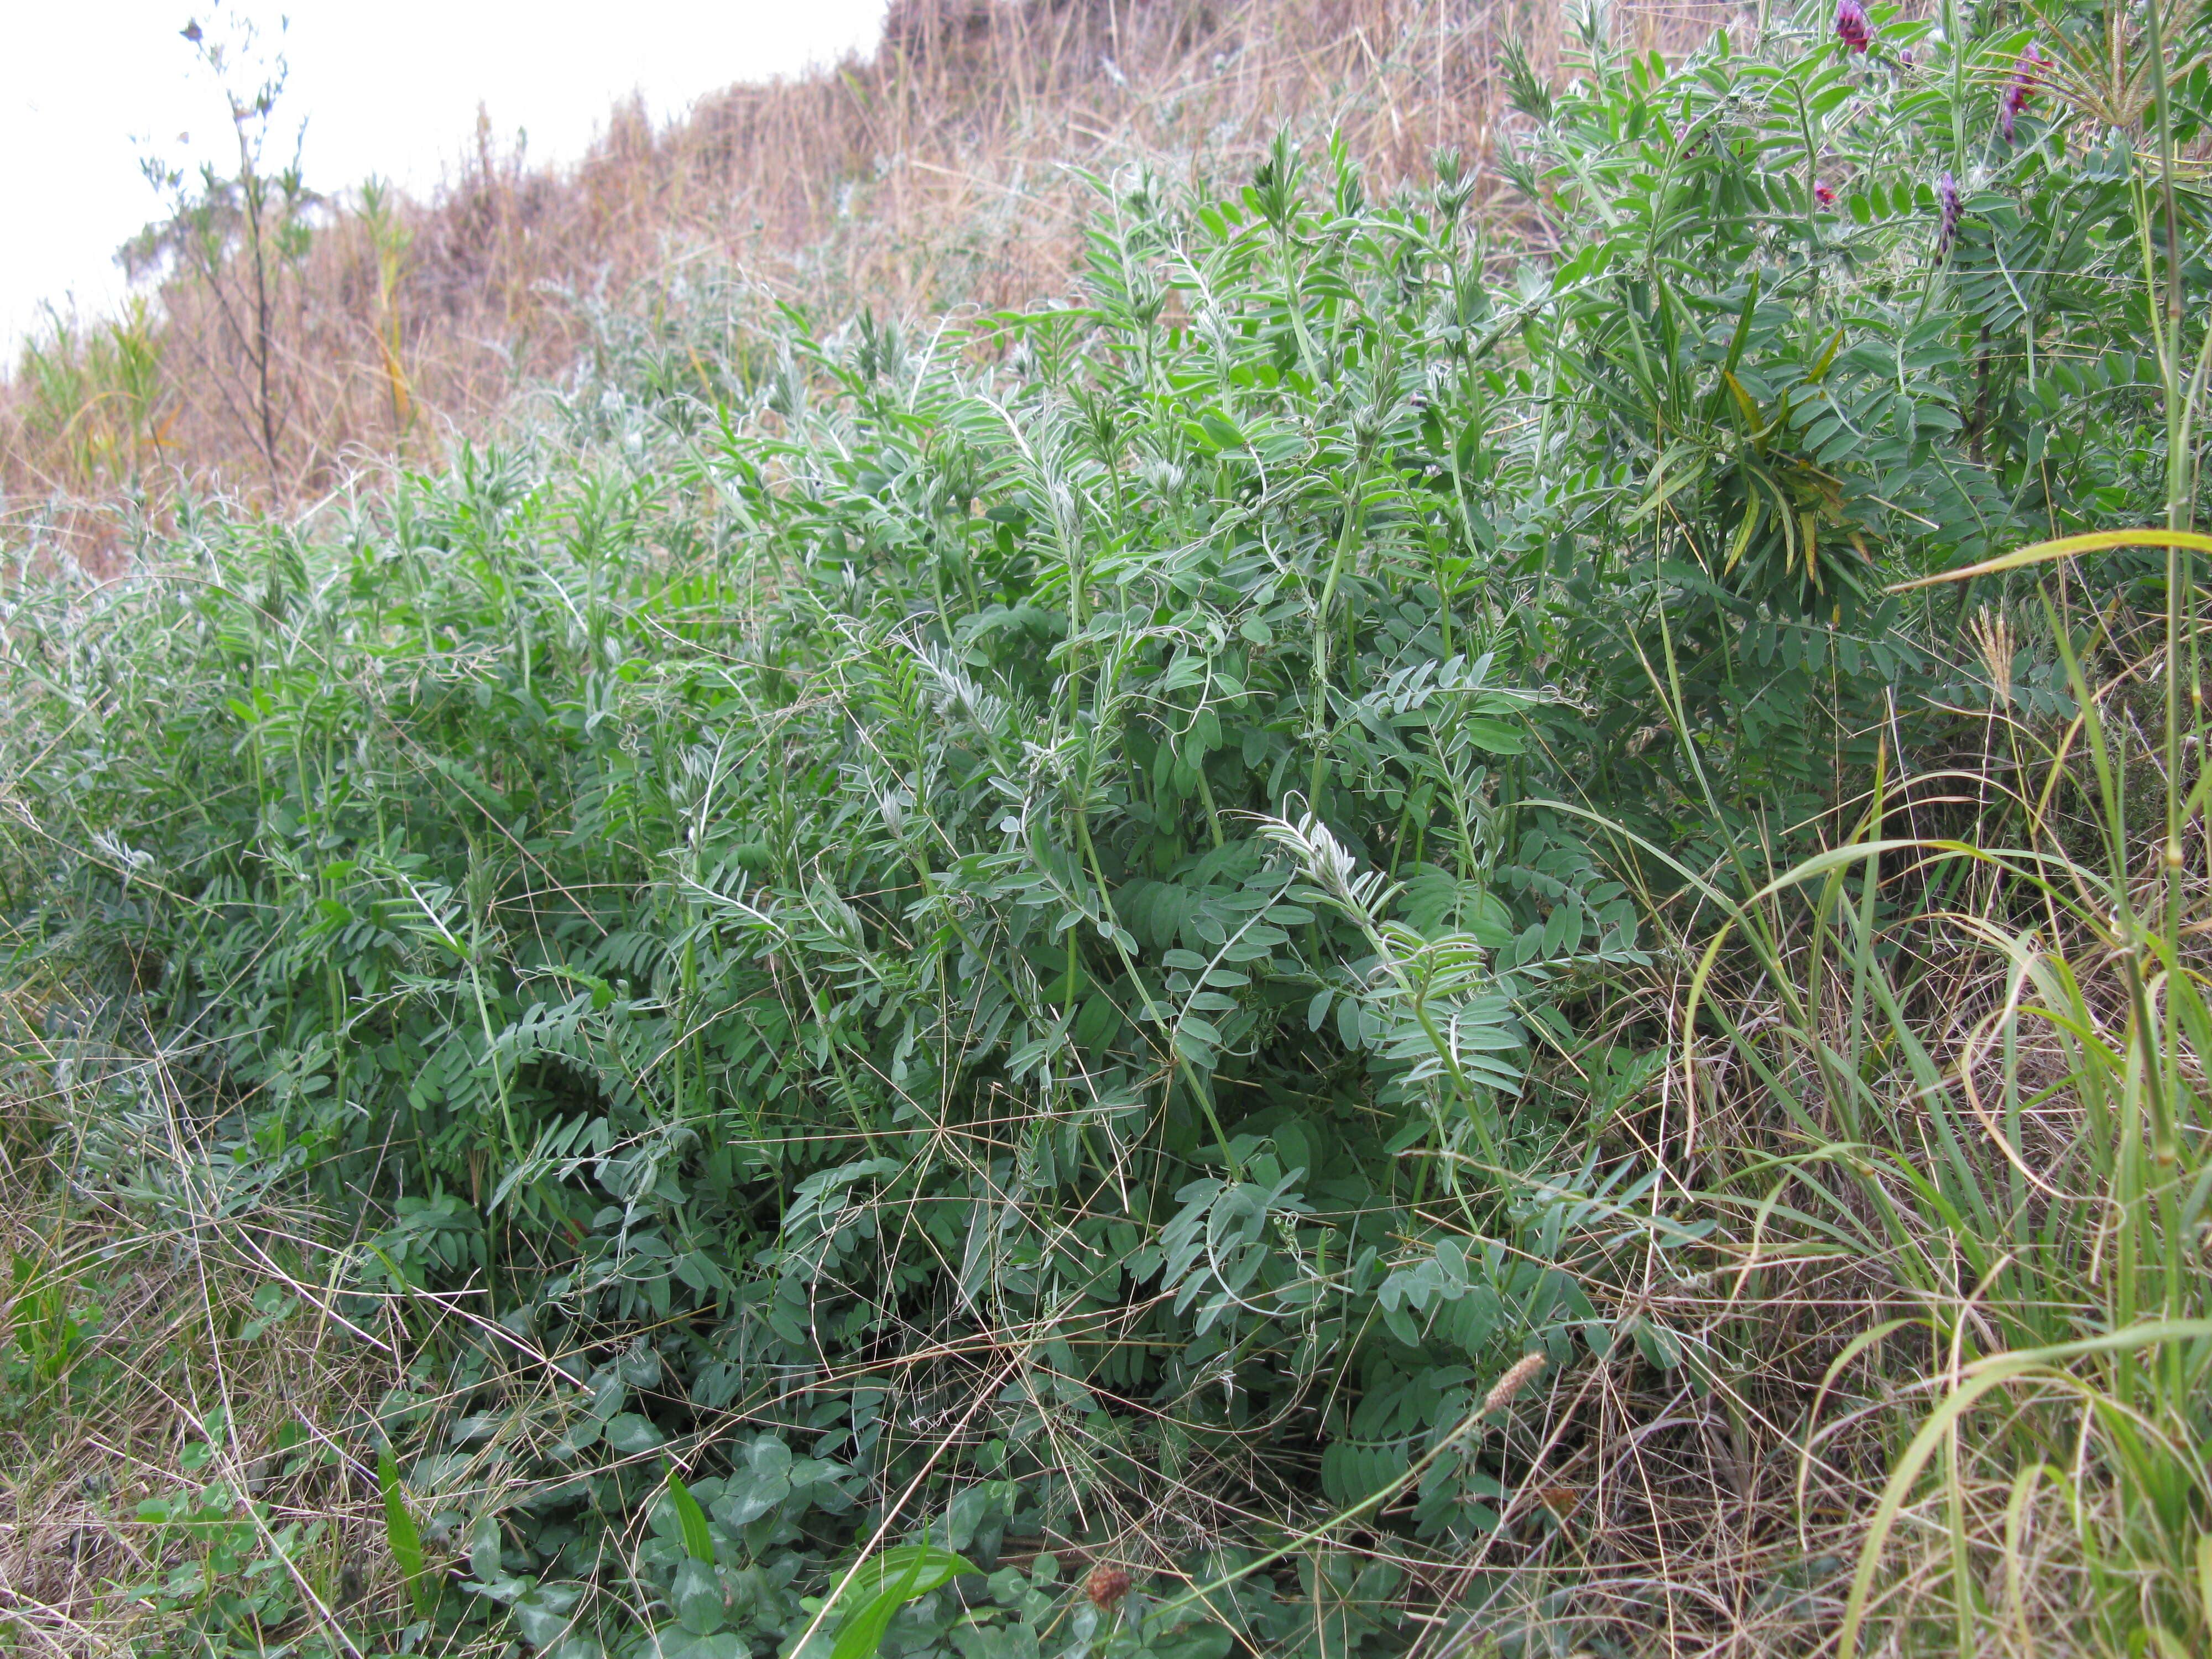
<box><xmin>4</xmin><ymin>3</ymin><xmax>2209</xmax><ymax>1655</ymax></box>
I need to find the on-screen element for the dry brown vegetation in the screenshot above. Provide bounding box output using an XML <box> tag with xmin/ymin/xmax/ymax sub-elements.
<box><xmin>0</xmin><ymin>1012</ymin><xmax>597</xmax><ymax>1659</ymax></box>
<box><xmin>0</xmin><ymin>0</ymin><xmax>1738</xmax><ymax>566</ymax></box>
<box><xmin>0</xmin><ymin>1029</ymin><xmax>392</xmax><ymax>1655</ymax></box>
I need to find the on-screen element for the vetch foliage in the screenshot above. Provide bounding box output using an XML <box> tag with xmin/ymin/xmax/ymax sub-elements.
<box><xmin>4</xmin><ymin>4</ymin><xmax>2209</xmax><ymax>1654</ymax></box>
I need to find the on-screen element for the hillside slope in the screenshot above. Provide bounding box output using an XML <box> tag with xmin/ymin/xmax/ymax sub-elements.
<box><xmin>1</xmin><ymin>0</ymin><xmax>1729</xmax><ymax>554</ymax></box>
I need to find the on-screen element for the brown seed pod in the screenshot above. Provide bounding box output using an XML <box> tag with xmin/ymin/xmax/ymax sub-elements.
<box><xmin>1084</xmin><ymin>1564</ymin><xmax>1132</xmax><ymax>1609</ymax></box>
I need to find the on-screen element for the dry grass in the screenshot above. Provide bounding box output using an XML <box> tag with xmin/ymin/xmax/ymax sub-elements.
<box><xmin>0</xmin><ymin>0</ymin><xmax>1739</xmax><ymax>569</ymax></box>
<box><xmin>0</xmin><ymin>1003</ymin><xmax>388</xmax><ymax>1654</ymax></box>
<box><xmin>0</xmin><ymin>996</ymin><xmax>724</xmax><ymax>1657</ymax></box>
<box><xmin>0</xmin><ymin>1217</ymin><xmax>383</xmax><ymax>1657</ymax></box>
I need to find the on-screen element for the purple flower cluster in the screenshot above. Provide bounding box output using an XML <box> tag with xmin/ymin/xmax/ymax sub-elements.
<box><xmin>2002</xmin><ymin>44</ymin><xmax>2047</xmax><ymax>143</ymax></box>
<box><xmin>1936</xmin><ymin>170</ymin><xmax>1961</xmax><ymax>259</ymax></box>
<box><xmin>1835</xmin><ymin>0</ymin><xmax>1872</xmax><ymax>53</ymax></box>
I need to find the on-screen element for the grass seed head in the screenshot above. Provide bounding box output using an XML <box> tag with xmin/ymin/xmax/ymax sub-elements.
<box><xmin>1484</xmin><ymin>1353</ymin><xmax>1547</xmax><ymax>1413</ymax></box>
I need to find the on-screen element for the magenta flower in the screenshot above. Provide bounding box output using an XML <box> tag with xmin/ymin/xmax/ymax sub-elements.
<box><xmin>2002</xmin><ymin>44</ymin><xmax>2046</xmax><ymax>143</ymax></box>
<box><xmin>1815</xmin><ymin>181</ymin><xmax>1837</xmax><ymax>206</ymax></box>
<box><xmin>1835</xmin><ymin>0</ymin><xmax>1872</xmax><ymax>53</ymax></box>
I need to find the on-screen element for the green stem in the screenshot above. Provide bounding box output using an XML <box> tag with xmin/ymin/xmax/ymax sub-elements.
<box><xmin>1306</xmin><ymin>457</ymin><xmax>1370</xmax><ymax>815</ymax></box>
<box><xmin>1943</xmin><ymin>0</ymin><xmax>1966</xmax><ymax>179</ymax></box>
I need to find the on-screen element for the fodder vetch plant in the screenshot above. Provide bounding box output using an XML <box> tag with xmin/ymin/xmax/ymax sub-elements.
<box><xmin>1</xmin><ymin>1</ymin><xmax>2208</xmax><ymax>1656</ymax></box>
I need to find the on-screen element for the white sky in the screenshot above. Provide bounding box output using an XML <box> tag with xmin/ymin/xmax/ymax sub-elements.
<box><xmin>2</xmin><ymin>0</ymin><xmax>887</xmax><ymax>352</ymax></box>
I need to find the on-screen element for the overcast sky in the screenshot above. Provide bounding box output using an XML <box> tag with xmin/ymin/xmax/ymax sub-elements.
<box><xmin>2</xmin><ymin>0</ymin><xmax>887</xmax><ymax>352</ymax></box>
